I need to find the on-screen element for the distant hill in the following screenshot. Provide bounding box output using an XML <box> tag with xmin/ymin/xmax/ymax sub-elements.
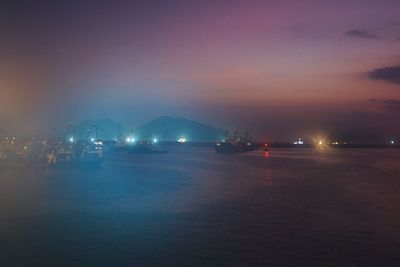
<box><xmin>133</xmin><ymin>116</ymin><xmax>226</xmax><ymax>142</ymax></box>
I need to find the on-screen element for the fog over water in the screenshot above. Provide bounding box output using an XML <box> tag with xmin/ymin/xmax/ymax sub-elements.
<box><xmin>1</xmin><ymin>147</ymin><xmax>400</xmax><ymax>266</ymax></box>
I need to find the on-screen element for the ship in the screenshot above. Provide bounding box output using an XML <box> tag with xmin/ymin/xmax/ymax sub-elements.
<box><xmin>215</xmin><ymin>132</ymin><xmax>257</xmax><ymax>154</ymax></box>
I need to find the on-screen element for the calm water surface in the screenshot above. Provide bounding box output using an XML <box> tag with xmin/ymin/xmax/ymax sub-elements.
<box><xmin>1</xmin><ymin>147</ymin><xmax>400</xmax><ymax>266</ymax></box>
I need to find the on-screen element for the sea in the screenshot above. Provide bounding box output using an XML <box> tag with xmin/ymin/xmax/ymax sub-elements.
<box><xmin>0</xmin><ymin>146</ymin><xmax>400</xmax><ymax>266</ymax></box>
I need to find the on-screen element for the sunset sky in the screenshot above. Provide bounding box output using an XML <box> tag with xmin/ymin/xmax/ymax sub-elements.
<box><xmin>1</xmin><ymin>0</ymin><xmax>399</xmax><ymax>141</ymax></box>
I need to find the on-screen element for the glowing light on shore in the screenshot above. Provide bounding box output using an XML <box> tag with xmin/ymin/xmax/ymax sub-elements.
<box><xmin>126</xmin><ymin>137</ymin><xmax>135</xmax><ymax>143</ymax></box>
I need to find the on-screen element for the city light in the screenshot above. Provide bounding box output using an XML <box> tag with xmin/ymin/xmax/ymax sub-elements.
<box><xmin>153</xmin><ymin>138</ymin><xmax>158</xmax><ymax>143</ymax></box>
<box><xmin>178</xmin><ymin>136</ymin><xmax>186</xmax><ymax>143</ymax></box>
<box><xmin>69</xmin><ymin>137</ymin><xmax>74</xmax><ymax>143</ymax></box>
<box><xmin>91</xmin><ymin>138</ymin><xmax>95</xmax><ymax>142</ymax></box>
<box><xmin>390</xmin><ymin>140</ymin><xmax>395</xmax><ymax>144</ymax></box>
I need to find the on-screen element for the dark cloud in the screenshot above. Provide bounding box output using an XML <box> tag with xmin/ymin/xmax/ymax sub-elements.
<box><xmin>344</xmin><ymin>30</ymin><xmax>378</xmax><ymax>39</ymax></box>
<box><xmin>368</xmin><ymin>66</ymin><xmax>400</xmax><ymax>85</ymax></box>
<box><xmin>369</xmin><ymin>98</ymin><xmax>400</xmax><ymax>105</ymax></box>
<box><xmin>383</xmin><ymin>99</ymin><xmax>400</xmax><ymax>105</ymax></box>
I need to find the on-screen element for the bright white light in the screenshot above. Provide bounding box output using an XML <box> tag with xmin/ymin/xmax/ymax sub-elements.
<box><xmin>390</xmin><ymin>140</ymin><xmax>395</xmax><ymax>144</ymax></box>
<box><xmin>69</xmin><ymin>137</ymin><xmax>74</xmax><ymax>143</ymax></box>
<box><xmin>318</xmin><ymin>140</ymin><xmax>323</xmax><ymax>145</ymax></box>
<box><xmin>153</xmin><ymin>138</ymin><xmax>158</xmax><ymax>143</ymax></box>
<box><xmin>126</xmin><ymin>137</ymin><xmax>131</xmax><ymax>143</ymax></box>
<box><xmin>91</xmin><ymin>138</ymin><xmax>95</xmax><ymax>142</ymax></box>
<box><xmin>294</xmin><ymin>138</ymin><xmax>303</xmax><ymax>145</ymax></box>
<box><xmin>178</xmin><ymin>137</ymin><xmax>186</xmax><ymax>143</ymax></box>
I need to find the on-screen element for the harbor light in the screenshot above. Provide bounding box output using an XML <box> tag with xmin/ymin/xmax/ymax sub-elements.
<box><xmin>178</xmin><ymin>136</ymin><xmax>186</xmax><ymax>143</ymax></box>
<box><xmin>294</xmin><ymin>138</ymin><xmax>304</xmax><ymax>145</ymax></box>
<box><xmin>94</xmin><ymin>141</ymin><xmax>103</xmax><ymax>146</ymax></box>
<box><xmin>126</xmin><ymin>137</ymin><xmax>135</xmax><ymax>143</ymax></box>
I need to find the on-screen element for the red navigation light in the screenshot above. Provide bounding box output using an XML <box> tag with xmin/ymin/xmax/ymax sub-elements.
<box><xmin>264</xmin><ymin>143</ymin><xmax>268</xmax><ymax>147</ymax></box>
<box><xmin>265</xmin><ymin>151</ymin><xmax>269</xmax><ymax>158</ymax></box>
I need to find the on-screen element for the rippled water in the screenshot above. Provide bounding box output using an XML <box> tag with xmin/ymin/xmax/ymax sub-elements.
<box><xmin>1</xmin><ymin>146</ymin><xmax>400</xmax><ymax>266</ymax></box>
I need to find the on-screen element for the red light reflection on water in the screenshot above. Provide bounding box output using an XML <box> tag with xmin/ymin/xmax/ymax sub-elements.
<box><xmin>265</xmin><ymin>151</ymin><xmax>269</xmax><ymax>158</ymax></box>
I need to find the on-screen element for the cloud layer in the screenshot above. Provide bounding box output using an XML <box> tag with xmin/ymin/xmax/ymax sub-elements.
<box><xmin>344</xmin><ymin>30</ymin><xmax>378</xmax><ymax>39</ymax></box>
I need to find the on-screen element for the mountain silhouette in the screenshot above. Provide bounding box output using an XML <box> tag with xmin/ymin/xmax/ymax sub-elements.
<box><xmin>74</xmin><ymin>116</ymin><xmax>225</xmax><ymax>142</ymax></box>
<box><xmin>133</xmin><ymin>116</ymin><xmax>225</xmax><ymax>142</ymax></box>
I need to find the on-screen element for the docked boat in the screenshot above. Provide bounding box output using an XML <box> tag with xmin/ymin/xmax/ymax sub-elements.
<box><xmin>78</xmin><ymin>140</ymin><xmax>104</xmax><ymax>166</ymax></box>
<box><xmin>47</xmin><ymin>142</ymin><xmax>75</xmax><ymax>165</ymax></box>
<box><xmin>0</xmin><ymin>139</ymin><xmax>16</xmax><ymax>165</ymax></box>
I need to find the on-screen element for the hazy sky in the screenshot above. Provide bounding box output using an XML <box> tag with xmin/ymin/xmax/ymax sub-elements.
<box><xmin>1</xmin><ymin>0</ymin><xmax>399</xmax><ymax>141</ymax></box>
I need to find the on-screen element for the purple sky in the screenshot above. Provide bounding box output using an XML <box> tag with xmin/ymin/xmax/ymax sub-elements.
<box><xmin>1</xmin><ymin>0</ymin><xmax>399</xmax><ymax>141</ymax></box>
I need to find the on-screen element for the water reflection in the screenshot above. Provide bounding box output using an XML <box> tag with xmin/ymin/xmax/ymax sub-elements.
<box><xmin>1</xmin><ymin>147</ymin><xmax>400</xmax><ymax>266</ymax></box>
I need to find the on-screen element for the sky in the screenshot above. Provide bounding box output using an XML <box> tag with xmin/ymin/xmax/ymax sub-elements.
<box><xmin>0</xmin><ymin>0</ymin><xmax>400</xmax><ymax>141</ymax></box>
